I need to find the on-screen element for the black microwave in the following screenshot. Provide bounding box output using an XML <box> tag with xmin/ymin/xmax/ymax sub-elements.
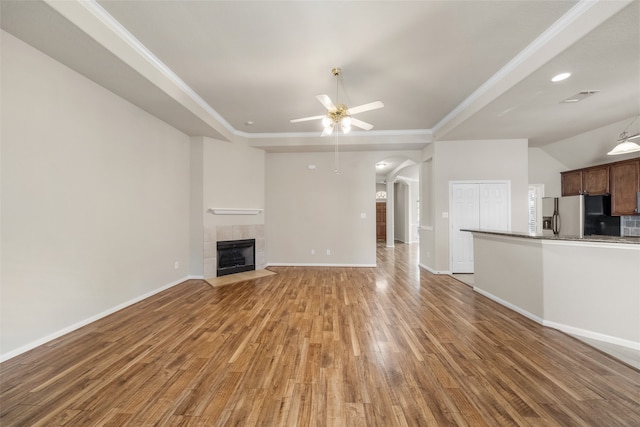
<box><xmin>584</xmin><ymin>194</ymin><xmax>611</xmax><ymax>216</ymax></box>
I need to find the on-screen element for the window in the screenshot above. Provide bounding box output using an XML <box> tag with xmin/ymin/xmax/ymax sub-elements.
<box><xmin>528</xmin><ymin>187</ymin><xmax>536</xmax><ymax>234</ymax></box>
<box><xmin>528</xmin><ymin>184</ymin><xmax>544</xmax><ymax>234</ymax></box>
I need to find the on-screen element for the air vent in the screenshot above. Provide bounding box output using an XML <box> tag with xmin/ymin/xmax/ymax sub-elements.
<box><xmin>561</xmin><ymin>90</ymin><xmax>600</xmax><ymax>103</ymax></box>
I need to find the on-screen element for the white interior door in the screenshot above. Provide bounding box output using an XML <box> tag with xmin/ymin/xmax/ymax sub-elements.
<box><xmin>451</xmin><ymin>184</ymin><xmax>479</xmax><ymax>273</ymax></box>
<box><xmin>479</xmin><ymin>183</ymin><xmax>510</xmax><ymax>231</ymax></box>
<box><xmin>451</xmin><ymin>182</ymin><xmax>510</xmax><ymax>274</ymax></box>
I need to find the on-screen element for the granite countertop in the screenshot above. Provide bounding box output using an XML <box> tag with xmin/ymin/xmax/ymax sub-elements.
<box><xmin>462</xmin><ymin>229</ymin><xmax>640</xmax><ymax>245</ymax></box>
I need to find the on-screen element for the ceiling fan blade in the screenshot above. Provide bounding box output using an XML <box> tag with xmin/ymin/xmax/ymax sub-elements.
<box><xmin>351</xmin><ymin>118</ymin><xmax>374</xmax><ymax>131</ymax></box>
<box><xmin>347</xmin><ymin>101</ymin><xmax>384</xmax><ymax>115</ymax></box>
<box><xmin>316</xmin><ymin>94</ymin><xmax>336</xmax><ymax>111</ymax></box>
<box><xmin>290</xmin><ymin>115</ymin><xmax>326</xmax><ymax>123</ymax></box>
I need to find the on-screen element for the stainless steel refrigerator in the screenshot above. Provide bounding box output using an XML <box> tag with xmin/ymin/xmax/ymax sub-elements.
<box><xmin>542</xmin><ymin>195</ymin><xmax>621</xmax><ymax>237</ymax></box>
<box><xmin>541</xmin><ymin>196</ymin><xmax>583</xmax><ymax>237</ymax></box>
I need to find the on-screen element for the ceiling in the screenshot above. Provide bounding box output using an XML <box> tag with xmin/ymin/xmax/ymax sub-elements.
<box><xmin>1</xmin><ymin>0</ymin><xmax>639</xmax><ymax>155</ymax></box>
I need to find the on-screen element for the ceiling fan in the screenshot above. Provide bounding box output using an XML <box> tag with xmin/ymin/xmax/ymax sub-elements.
<box><xmin>290</xmin><ymin>67</ymin><xmax>384</xmax><ymax>135</ymax></box>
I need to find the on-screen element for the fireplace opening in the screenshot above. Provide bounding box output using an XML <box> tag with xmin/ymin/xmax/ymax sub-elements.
<box><xmin>217</xmin><ymin>239</ymin><xmax>255</xmax><ymax>277</ymax></box>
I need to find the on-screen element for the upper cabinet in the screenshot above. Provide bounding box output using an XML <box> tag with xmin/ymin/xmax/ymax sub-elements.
<box><xmin>561</xmin><ymin>170</ymin><xmax>583</xmax><ymax>196</ymax></box>
<box><xmin>561</xmin><ymin>165</ymin><xmax>610</xmax><ymax>196</ymax></box>
<box><xmin>561</xmin><ymin>158</ymin><xmax>639</xmax><ymax>216</ymax></box>
<box><xmin>610</xmin><ymin>159</ymin><xmax>640</xmax><ymax>216</ymax></box>
<box><xmin>583</xmin><ymin>165</ymin><xmax>610</xmax><ymax>195</ymax></box>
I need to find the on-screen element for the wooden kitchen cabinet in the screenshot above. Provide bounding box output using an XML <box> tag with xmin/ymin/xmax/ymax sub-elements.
<box><xmin>610</xmin><ymin>158</ymin><xmax>640</xmax><ymax>216</ymax></box>
<box><xmin>582</xmin><ymin>165</ymin><xmax>609</xmax><ymax>195</ymax></box>
<box><xmin>561</xmin><ymin>170</ymin><xmax>583</xmax><ymax>196</ymax></box>
<box><xmin>561</xmin><ymin>158</ymin><xmax>639</xmax><ymax>216</ymax></box>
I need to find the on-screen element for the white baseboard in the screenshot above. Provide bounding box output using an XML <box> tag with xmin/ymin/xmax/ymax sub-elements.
<box><xmin>418</xmin><ymin>263</ymin><xmax>450</xmax><ymax>275</ymax></box>
<box><xmin>473</xmin><ymin>287</ymin><xmax>640</xmax><ymax>352</ymax></box>
<box><xmin>473</xmin><ymin>287</ymin><xmax>544</xmax><ymax>325</ymax></box>
<box><xmin>0</xmin><ymin>276</ymin><xmax>190</xmax><ymax>363</ymax></box>
<box><xmin>267</xmin><ymin>263</ymin><xmax>376</xmax><ymax>268</ymax></box>
<box><xmin>188</xmin><ymin>275</ymin><xmax>205</xmax><ymax>280</ymax></box>
<box><xmin>543</xmin><ymin>320</ymin><xmax>640</xmax><ymax>351</ymax></box>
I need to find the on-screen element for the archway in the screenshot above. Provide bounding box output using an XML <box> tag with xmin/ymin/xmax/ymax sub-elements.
<box><xmin>375</xmin><ymin>157</ymin><xmax>419</xmax><ymax>247</ymax></box>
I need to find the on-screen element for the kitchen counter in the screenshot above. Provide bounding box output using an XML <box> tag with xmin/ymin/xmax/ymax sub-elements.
<box><xmin>462</xmin><ymin>229</ymin><xmax>640</xmax><ymax>244</ymax></box>
<box><xmin>466</xmin><ymin>230</ymin><xmax>640</xmax><ymax>355</ymax></box>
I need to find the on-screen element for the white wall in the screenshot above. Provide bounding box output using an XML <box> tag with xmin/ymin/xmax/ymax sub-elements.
<box><xmin>394</xmin><ymin>182</ymin><xmax>408</xmax><ymax>243</ymax></box>
<box><xmin>266</xmin><ymin>150</ymin><xmax>421</xmax><ymax>266</ymax></box>
<box><xmin>266</xmin><ymin>151</ymin><xmax>375</xmax><ymax>266</ymax></box>
<box><xmin>419</xmin><ymin>147</ymin><xmax>435</xmax><ymax>269</ymax></box>
<box><xmin>200</xmin><ymin>135</ymin><xmax>266</xmax><ymax>277</ymax></box>
<box><xmin>420</xmin><ymin>139</ymin><xmax>529</xmax><ymax>273</ymax></box>
<box><xmin>473</xmin><ymin>233</ymin><xmax>640</xmax><ymax>348</ymax></box>
<box><xmin>395</xmin><ymin>164</ymin><xmax>419</xmax><ymax>244</ymax></box>
<box><xmin>1</xmin><ymin>32</ymin><xmax>191</xmax><ymax>359</ymax></box>
<box><xmin>474</xmin><ymin>235</ymin><xmax>544</xmax><ymax>320</ymax></box>
<box><xmin>543</xmin><ymin>242</ymin><xmax>640</xmax><ymax>344</ymax></box>
<box><xmin>408</xmin><ymin>179</ymin><xmax>420</xmax><ymax>243</ymax></box>
<box><xmin>528</xmin><ymin>147</ymin><xmax>567</xmax><ymax>197</ymax></box>
<box><xmin>190</xmin><ymin>137</ymin><xmax>205</xmax><ymax>276</ymax></box>
<box><xmin>202</xmin><ymin>136</ymin><xmax>266</xmax><ymax>228</ymax></box>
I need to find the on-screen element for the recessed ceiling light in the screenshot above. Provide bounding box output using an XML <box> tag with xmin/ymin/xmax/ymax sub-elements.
<box><xmin>376</xmin><ymin>162</ymin><xmax>387</xmax><ymax>169</ymax></box>
<box><xmin>551</xmin><ymin>72</ymin><xmax>571</xmax><ymax>82</ymax></box>
<box><xmin>245</xmin><ymin>121</ymin><xmax>254</xmax><ymax>126</ymax></box>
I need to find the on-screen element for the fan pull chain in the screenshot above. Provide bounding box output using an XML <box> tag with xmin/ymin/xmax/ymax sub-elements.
<box><xmin>334</xmin><ymin>132</ymin><xmax>339</xmax><ymax>174</ymax></box>
<box><xmin>334</xmin><ymin>68</ymin><xmax>340</xmax><ymax>174</ymax></box>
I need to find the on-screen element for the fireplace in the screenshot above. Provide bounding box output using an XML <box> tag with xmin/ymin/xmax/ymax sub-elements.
<box><xmin>217</xmin><ymin>239</ymin><xmax>255</xmax><ymax>277</ymax></box>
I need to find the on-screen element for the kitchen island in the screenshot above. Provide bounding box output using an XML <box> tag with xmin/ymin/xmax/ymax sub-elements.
<box><xmin>466</xmin><ymin>229</ymin><xmax>640</xmax><ymax>354</ymax></box>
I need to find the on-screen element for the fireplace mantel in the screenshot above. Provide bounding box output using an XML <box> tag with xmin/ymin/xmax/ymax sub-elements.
<box><xmin>208</xmin><ymin>208</ymin><xmax>263</xmax><ymax>215</ymax></box>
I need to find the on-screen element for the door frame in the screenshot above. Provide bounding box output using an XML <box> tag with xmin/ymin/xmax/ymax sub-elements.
<box><xmin>449</xmin><ymin>180</ymin><xmax>511</xmax><ymax>274</ymax></box>
<box><xmin>376</xmin><ymin>201</ymin><xmax>387</xmax><ymax>241</ymax></box>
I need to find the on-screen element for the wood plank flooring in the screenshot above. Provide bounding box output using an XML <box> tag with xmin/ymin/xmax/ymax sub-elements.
<box><xmin>1</xmin><ymin>243</ymin><xmax>639</xmax><ymax>426</ymax></box>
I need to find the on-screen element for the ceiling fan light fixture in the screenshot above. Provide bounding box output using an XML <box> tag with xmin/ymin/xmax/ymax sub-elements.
<box><xmin>340</xmin><ymin>116</ymin><xmax>352</xmax><ymax>133</ymax></box>
<box><xmin>324</xmin><ymin>123</ymin><xmax>334</xmax><ymax>135</ymax></box>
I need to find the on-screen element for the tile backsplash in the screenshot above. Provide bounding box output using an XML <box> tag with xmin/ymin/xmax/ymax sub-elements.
<box><xmin>622</xmin><ymin>216</ymin><xmax>640</xmax><ymax>236</ymax></box>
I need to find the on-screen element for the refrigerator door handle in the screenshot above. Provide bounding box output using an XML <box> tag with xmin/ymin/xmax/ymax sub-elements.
<box><xmin>552</xmin><ymin>197</ymin><xmax>560</xmax><ymax>235</ymax></box>
<box><xmin>552</xmin><ymin>212</ymin><xmax>560</xmax><ymax>235</ymax></box>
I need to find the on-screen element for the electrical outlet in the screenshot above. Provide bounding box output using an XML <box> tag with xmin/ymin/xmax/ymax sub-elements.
<box><xmin>174</xmin><ymin>261</ymin><xmax>179</xmax><ymax>269</ymax></box>
<box><xmin>326</xmin><ymin>249</ymin><xmax>331</xmax><ymax>255</ymax></box>
<box><xmin>311</xmin><ymin>249</ymin><xmax>315</xmax><ymax>255</ymax></box>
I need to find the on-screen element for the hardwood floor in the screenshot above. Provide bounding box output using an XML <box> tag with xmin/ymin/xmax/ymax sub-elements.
<box><xmin>2</xmin><ymin>243</ymin><xmax>639</xmax><ymax>426</ymax></box>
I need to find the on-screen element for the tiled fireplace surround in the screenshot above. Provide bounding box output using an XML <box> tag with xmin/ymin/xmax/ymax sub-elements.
<box><xmin>203</xmin><ymin>224</ymin><xmax>266</xmax><ymax>279</ymax></box>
